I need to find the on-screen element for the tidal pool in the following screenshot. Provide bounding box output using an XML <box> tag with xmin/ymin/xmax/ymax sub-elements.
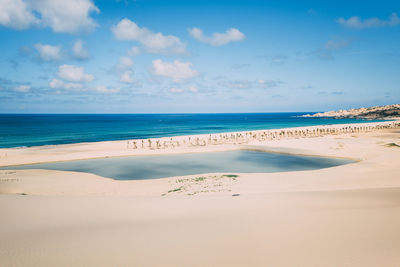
<box><xmin>1</xmin><ymin>150</ymin><xmax>354</xmax><ymax>180</ymax></box>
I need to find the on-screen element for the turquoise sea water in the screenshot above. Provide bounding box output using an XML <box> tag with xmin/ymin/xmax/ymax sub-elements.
<box><xmin>0</xmin><ymin>113</ymin><xmax>378</xmax><ymax>148</ymax></box>
<box><xmin>0</xmin><ymin>150</ymin><xmax>353</xmax><ymax>180</ymax></box>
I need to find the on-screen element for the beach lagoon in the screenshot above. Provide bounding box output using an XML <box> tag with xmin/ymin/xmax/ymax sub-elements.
<box><xmin>1</xmin><ymin>150</ymin><xmax>354</xmax><ymax>180</ymax></box>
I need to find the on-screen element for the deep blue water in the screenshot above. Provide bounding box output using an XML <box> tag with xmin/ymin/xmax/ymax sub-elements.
<box><xmin>0</xmin><ymin>113</ymin><xmax>378</xmax><ymax>148</ymax></box>
<box><xmin>0</xmin><ymin>150</ymin><xmax>353</xmax><ymax>180</ymax></box>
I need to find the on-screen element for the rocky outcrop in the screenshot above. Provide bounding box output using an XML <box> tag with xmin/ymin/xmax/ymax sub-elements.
<box><xmin>302</xmin><ymin>104</ymin><xmax>400</xmax><ymax>119</ymax></box>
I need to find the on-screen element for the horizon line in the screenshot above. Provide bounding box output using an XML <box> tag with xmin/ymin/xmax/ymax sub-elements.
<box><xmin>0</xmin><ymin>111</ymin><xmax>319</xmax><ymax>115</ymax></box>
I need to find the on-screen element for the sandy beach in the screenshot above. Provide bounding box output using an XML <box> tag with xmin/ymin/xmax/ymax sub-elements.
<box><xmin>1</xmin><ymin>120</ymin><xmax>400</xmax><ymax>266</ymax></box>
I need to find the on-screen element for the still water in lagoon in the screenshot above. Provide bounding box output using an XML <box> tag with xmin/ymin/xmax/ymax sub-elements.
<box><xmin>1</xmin><ymin>150</ymin><xmax>354</xmax><ymax>180</ymax></box>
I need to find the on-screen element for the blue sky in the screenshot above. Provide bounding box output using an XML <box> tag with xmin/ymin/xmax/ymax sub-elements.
<box><xmin>0</xmin><ymin>0</ymin><xmax>399</xmax><ymax>113</ymax></box>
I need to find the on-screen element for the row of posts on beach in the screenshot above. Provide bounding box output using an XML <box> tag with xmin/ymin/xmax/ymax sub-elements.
<box><xmin>127</xmin><ymin>122</ymin><xmax>400</xmax><ymax>150</ymax></box>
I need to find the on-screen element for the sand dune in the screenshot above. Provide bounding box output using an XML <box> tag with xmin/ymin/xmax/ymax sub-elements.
<box><xmin>1</xmin><ymin>121</ymin><xmax>400</xmax><ymax>266</ymax></box>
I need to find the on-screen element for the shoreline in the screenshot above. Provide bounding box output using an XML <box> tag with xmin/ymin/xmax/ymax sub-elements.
<box><xmin>0</xmin><ymin>117</ymin><xmax>391</xmax><ymax>150</ymax></box>
<box><xmin>0</xmin><ymin>120</ymin><xmax>398</xmax><ymax>167</ymax></box>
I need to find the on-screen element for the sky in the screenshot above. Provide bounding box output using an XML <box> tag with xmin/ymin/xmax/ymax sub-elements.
<box><xmin>0</xmin><ymin>0</ymin><xmax>399</xmax><ymax>113</ymax></box>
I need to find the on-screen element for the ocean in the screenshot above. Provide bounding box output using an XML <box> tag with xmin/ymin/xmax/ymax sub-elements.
<box><xmin>0</xmin><ymin>113</ymin><xmax>378</xmax><ymax>148</ymax></box>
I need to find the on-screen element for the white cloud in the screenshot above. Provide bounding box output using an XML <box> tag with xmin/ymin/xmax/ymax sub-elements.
<box><xmin>151</xmin><ymin>59</ymin><xmax>199</xmax><ymax>83</ymax></box>
<box><xmin>49</xmin><ymin>79</ymin><xmax>63</xmax><ymax>88</ymax></box>
<box><xmin>72</xmin><ymin>40</ymin><xmax>89</xmax><ymax>60</ymax></box>
<box><xmin>93</xmin><ymin>85</ymin><xmax>119</xmax><ymax>93</ymax></box>
<box><xmin>119</xmin><ymin>70</ymin><xmax>135</xmax><ymax>83</ymax></box>
<box><xmin>112</xmin><ymin>18</ymin><xmax>186</xmax><ymax>55</ymax></box>
<box><xmin>33</xmin><ymin>0</ymin><xmax>99</xmax><ymax>33</ymax></box>
<box><xmin>115</xmin><ymin>56</ymin><xmax>135</xmax><ymax>83</ymax></box>
<box><xmin>0</xmin><ymin>0</ymin><xmax>39</xmax><ymax>29</ymax></box>
<box><xmin>34</xmin><ymin>43</ymin><xmax>61</xmax><ymax>61</ymax></box>
<box><xmin>0</xmin><ymin>0</ymin><xmax>99</xmax><ymax>33</ymax></box>
<box><xmin>49</xmin><ymin>79</ymin><xmax>83</xmax><ymax>89</ymax></box>
<box><xmin>127</xmin><ymin>46</ymin><xmax>140</xmax><ymax>56</ymax></box>
<box><xmin>57</xmin><ymin>64</ymin><xmax>94</xmax><ymax>82</ymax></box>
<box><xmin>188</xmin><ymin>27</ymin><xmax>245</xmax><ymax>46</ymax></box>
<box><xmin>117</xmin><ymin>56</ymin><xmax>133</xmax><ymax>70</ymax></box>
<box><xmin>337</xmin><ymin>13</ymin><xmax>400</xmax><ymax>29</ymax></box>
<box><xmin>13</xmin><ymin>85</ymin><xmax>30</xmax><ymax>92</ymax></box>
